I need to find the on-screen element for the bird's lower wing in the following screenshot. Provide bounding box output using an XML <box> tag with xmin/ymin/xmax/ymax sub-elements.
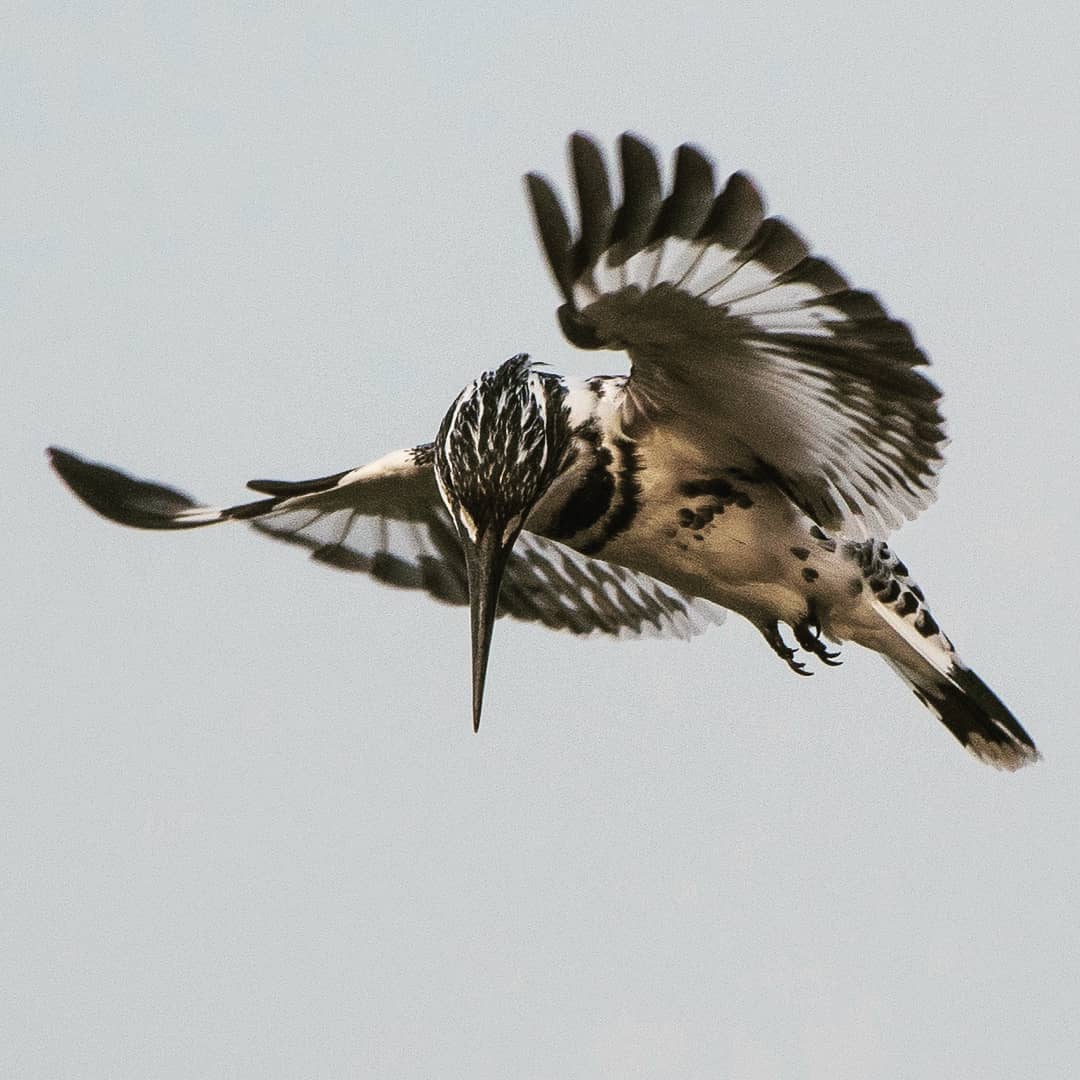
<box><xmin>48</xmin><ymin>445</ymin><xmax>722</xmax><ymax>640</ymax></box>
<box><xmin>527</xmin><ymin>133</ymin><xmax>947</xmax><ymax>538</ymax></box>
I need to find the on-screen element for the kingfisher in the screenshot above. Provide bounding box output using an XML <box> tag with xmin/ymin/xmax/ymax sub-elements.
<box><xmin>49</xmin><ymin>132</ymin><xmax>1038</xmax><ymax>770</ymax></box>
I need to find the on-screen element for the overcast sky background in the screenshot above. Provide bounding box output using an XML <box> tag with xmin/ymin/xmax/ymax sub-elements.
<box><xmin>6</xmin><ymin>4</ymin><xmax>1080</xmax><ymax>1078</ymax></box>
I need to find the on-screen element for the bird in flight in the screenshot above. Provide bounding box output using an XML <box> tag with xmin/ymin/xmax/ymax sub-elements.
<box><xmin>49</xmin><ymin>132</ymin><xmax>1038</xmax><ymax>770</ymax></box>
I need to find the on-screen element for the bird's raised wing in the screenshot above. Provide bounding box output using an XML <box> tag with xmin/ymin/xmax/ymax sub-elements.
<box><xmin>527</xmin><ymin>133</ymin><xmax>947</xmax><ymax>538</ymax></box>
<box><xmin>48</xmin><ymin>445</ymin><xmax>722</xmax><ymax>640</ymax></box>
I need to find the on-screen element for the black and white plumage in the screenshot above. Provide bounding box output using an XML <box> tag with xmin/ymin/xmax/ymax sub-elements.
<box><xmin>49</xmin><ymin>132</ymin><xmax>1038</xmax><ymax>770</ymax></box>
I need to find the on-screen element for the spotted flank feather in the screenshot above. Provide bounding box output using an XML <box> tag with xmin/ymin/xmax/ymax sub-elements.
<box><xmin>527</xmin><ymin>132</ymin><xmax>947</xmax><ymax>539</ymax></box>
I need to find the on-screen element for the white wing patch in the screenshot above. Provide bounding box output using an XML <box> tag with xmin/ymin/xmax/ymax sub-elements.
<box><xmin>511</xmin><ymin>531</ymin><xmax>724</xmax><ymax>641</ymax></box>
<box><xmin>528</xmin><ymin>133</ymin><xmax>946</xmax><ymax>538</ymax></box>
<box><xmin>253</xmin><ymin>495</ymin><xmax>724</xmax><ymax>639</ymax></box>
<box><xmin>48</xmin><ymin>444</ymin><xmax>724</xmax><ymax>641</ymax></box>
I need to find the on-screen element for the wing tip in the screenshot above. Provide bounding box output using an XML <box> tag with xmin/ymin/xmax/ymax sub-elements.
<box><xmin>48</xmin><ymin>445</ymin><xmax>207</xmax><ymax>529</ymax></box>
<box><xmin>569</xmin><ymin>129</ymin><xmax>600</xmax><ymax>153</ymax></box>
<box><xmin>46</xmin><ymin>445</ymin><xmax>85</xmax><ymax>478</ymax></box>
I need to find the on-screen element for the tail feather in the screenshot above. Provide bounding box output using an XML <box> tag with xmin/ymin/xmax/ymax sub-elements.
<box><xmin>887</xmin><ymin>655</ymin><xmax>1039</xmax><ymax>771</ymax></box>
<box><xmin>840</xmin><ymin>538</ymin><xmax>1038</xmax><ymax>770</ymax></box>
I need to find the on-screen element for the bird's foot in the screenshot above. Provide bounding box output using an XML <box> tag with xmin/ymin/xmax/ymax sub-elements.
<box><xmin>793</xmin><ymin>606</ymin><xmax>842</xmax><ymax>667</ymax></box>
<box><xmin>762</xmin><ymin>620</ymin><xmax>813</xmax><ymax>677</ymax></box>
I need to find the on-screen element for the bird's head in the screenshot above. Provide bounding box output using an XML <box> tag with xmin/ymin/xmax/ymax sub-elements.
<box><xmin>434</xmin><ymin>353</ymin><xmax>571</xmax><ymax>732</ymax></box>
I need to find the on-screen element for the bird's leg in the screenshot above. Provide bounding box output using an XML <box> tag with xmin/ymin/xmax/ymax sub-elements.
<box><xmin>793</xmin><ymin>602</ymin><xmax>842</xmax><ymax>667</ymax></box>
<box><xmin>761</xmin><ymin>620</ymin><xmax>813</xmax><ymax>677</ymax></box>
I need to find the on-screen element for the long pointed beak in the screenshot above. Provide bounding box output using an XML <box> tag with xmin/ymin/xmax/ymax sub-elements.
<box><xmin>461</xmin><ymin>528</ymin><xmax>512</xmax><ymax>733</ymax></box>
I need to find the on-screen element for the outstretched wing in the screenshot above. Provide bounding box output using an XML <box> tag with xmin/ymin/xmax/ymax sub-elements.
<box><xmin>527</xmin><ymin>132</ymin><xmax>947</xmax><ymax>538</ymax></box>
<box><xmin>48</xmin><ymin>446</ymin><xmax>722</xmax><ymax>640</ymax></box>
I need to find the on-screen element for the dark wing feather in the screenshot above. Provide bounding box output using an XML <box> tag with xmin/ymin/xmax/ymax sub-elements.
<box><xmin>570</xmin><ymin>132</ymin><xmax>615</xmax><ymax>274</ymax></box>
<box><xmin>525</xmin><ymin>174</ymin><xmax>575</xmax><ymax>300</ymax></box>
<box><xmin>48</xmin><ymin>446</ymin><xmax>722</xmax><ymax>640</ymax></box>
<box><xmin>610</xmin><ymin>133</ymin><xmax>662</xmax><ymax>261</ymax></box>
<box><xmin>526</xmin><ymin>133</ymin><xmax>946</xmax><ymax>538</ymax></box>
<box><xmin>652</xmin><ymin>142</ymin><xmax>714</xmax><ymax>240</ymax></box>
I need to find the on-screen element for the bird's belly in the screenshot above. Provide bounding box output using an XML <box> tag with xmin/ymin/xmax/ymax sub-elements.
<box><xmin>589</xmin><ymin>489</ymin><xmax>815</xmax><ymax>626</ymax></box>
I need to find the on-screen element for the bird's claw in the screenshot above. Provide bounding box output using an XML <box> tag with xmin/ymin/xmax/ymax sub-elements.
<box><xmin>794</xmin><ymin>610</ymin><xmax>843</xmax><ymax>667</ymax></box>
<box><xmin>763</xmin><ymin>621</ymin><xmax>815</xmax><ymax>677</ymax></box>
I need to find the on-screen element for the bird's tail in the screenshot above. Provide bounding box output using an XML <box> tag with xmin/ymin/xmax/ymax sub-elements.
<box><xmin>883</xmin><ymin>652</ymin><xmax>1038</xmax><ymax>770</ymax></box>
<box><xmin>859</xmin><ymin>576</ymin><xmax>1039</xmax><ymax>770</ymax></box>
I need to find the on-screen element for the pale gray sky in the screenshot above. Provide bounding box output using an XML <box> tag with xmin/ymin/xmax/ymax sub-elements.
<box><xmin>6</xmin><ymin>4</ymin><xmax>1080</xmax><ymax>1078</ymax></box>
